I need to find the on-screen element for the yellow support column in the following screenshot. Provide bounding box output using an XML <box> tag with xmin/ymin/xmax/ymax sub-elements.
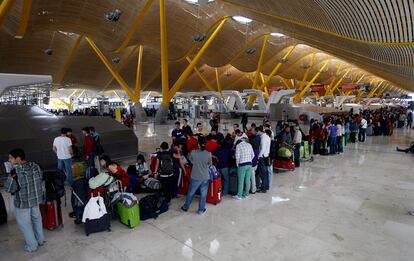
<box><xmin>0</xmin><ymin>0</ymin><xmax>15</xmax><ymax>28</ymax></box>
<box><xmin>299</xmin><ymin>53</ymin><xmax>316</xmax><ymax>90</ymax></box>
<box><xmin>293</xmin><ymin>60</ymin><xmax>330</xmax><ymax>104</ymax></box>
<box><xmin>186</xmin><ymin>57</ymin><xmax>215</xmax><ymax>92</ymax></box>
<box><xmin>326</xmin><ymin>68</ymin><xmax>352</xmax><ymax>95</ymax></box>
<box><xmin>259</xmin><ymin>45</ymin><xmax>296</xmax><ymax>90</ymax></box>
<box><xmin>216</xmin><ymin>68</ymin><xmax>222</xmax><ymax>93</ymax></box>
<box><xmin>165</xmin><ymin>17</ymin><xmax>229</xmax><ymax>105</ymax></box>
<box><xmin>356</xmin><ymin>73</ymin><xmax>366</xmax><ymax>84</ymax></box>
<box><xmin>103</xmin><ymin>45</ymin><xmax>139</xmax><ymax>91</ymax></box>
<box><xmin>159</xmin><ymin>0</ymin><xmax>170</xmax><ymax>107</ymax></box>
<box><xmin>248</xmin><ymin>33</ymin><xmax>269</xmax><ymax>108</ymax></box>
<box><xmin>85</xmin><ymin>37</ymin><xmax>137</xmax><ymax>100</ymax></box>
<box><xmin>15</xmin><ymin>0</ymin><xmax>32</xmax><ymax>38</ymax></box>
<box><xmin>113</xmin><ymin>90</ymin><xmax>128</xmax><ymax>107</ymax></box>
<box><xmin>135</xmin><ymin>45</ymin><xmax>144</xmax><ymax>102</ymax></box>
<box><xmin>56</xmin><ymin>35</ymin><xmax>83</xmax><ymax>83</ymax></box>
<box><xmin>368</xmin><ymin>80</ymin><xmax>384</xmax><ymax>98</ymax></box>
<box><xmin>115</xmin><ymin>0</ymin><xmax>154</xmax><ymax>52</ymax></box>
<box><xmin>325</xmin><ymin>63</ymin><xmax>343</xmax><ymax>94</ymax></box>
<box><xmin>282</xmin><ymin>78</ymin><xmax>292</xmax><ymax>89</ymax></box>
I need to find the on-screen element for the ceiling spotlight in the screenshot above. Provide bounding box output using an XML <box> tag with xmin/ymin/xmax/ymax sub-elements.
<box><xmin>184</xmin><ymin>0</ymin><xmax>215</xmax><ymax>4</ymax></box>
<box><xmin>271</xmin><ymin>32</ymin><xmax>285</xmax><ymax>37</ymax></box>
<box><xmin>112</xmin><ymin>57</ymin><xmax>121</xmax><ymax>63</ymax></box>
<box><xmin>245</xmin><ymin>48</ymin><xmax>256</xmax><ymax>55</ymax></box>
<box><xmin>192</xmin><ymin>34</ymin><xmax>206</xmax><ymax>42</ymax></box>
<box><xmin>105</xmin><ymin>9</ymin><xmax>122</xmax><ymax>22</ymax></box>
<box><xmin>301</xmin><ymin>64</ymin><xmax>311</xmax><ymax>69</ymax></box>
<box><xmin>232</xmin><ymin>16</ymin><xmax>252</xmax><ymax>24</ymax></box>
<box><xmin>224</xmin><ymin>71</ymin><xmax>231</xmax><ymax>77</ymax></box>
<box><xmin>277</xmin><ymin>58</ymin><xmax>288</xmax><ymax>63</ymax></box>
<box><xmin>44</xmin><ymin>48</ymin><xmax>53</xmax><ymax>55</ymax></box>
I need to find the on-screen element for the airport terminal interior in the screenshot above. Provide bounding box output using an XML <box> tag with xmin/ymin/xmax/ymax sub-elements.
<box><xmin>0</xmin><ymin>0</ymin><xmax>414</xmax><ymax>260</ymax></box>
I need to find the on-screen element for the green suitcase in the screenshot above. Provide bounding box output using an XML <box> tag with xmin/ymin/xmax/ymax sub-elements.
<box><xmin>117</xmin><ymin>202</ymin><xmax>140</xmax><ymax>228</ymax></box>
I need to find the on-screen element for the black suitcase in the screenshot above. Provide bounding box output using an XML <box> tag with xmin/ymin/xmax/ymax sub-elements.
<box><xmin>0</xmin><ymin>192</ymin><xmax>7</xmax><ymax>224</ymax></box>
<box><xmin>228</xmin><ymin>168</ymin><xmax>238</xmax><ymax>195</ymax></box>
<box><xmin>84</xmin><ymin>214</ymin><xmax>111</xmax><ymax>236</ymax></box>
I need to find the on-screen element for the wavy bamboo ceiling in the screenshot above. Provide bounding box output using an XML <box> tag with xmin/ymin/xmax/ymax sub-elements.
<box><xmin>0</xmin><ymin>0</ymin><xmax>412</xmax><ymax>95</ymax></box>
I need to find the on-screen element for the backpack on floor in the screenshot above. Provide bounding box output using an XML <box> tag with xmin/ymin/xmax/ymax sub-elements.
<box><xmin>139</xmin><ymin>194</ymin><xmax>169</xmax><ymax>220</ymax></box>
<box><xmin>44</xmin><ymin>170</ymin><xmax>66</xmax><ymax>201</ymax></box>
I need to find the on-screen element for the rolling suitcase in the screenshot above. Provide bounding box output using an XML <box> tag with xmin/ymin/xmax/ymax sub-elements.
<box><xmin>117</xmin><ymin>202</ymin><xmax>140</xmax><ymax>228</ymax></box>
<box><xmin>206</xmin><ymin>177</ymin><xmax>222</xmax><ymax>205</ymax></box>
<box><xmin>178</xmin><ymin>166</ymin><xmax>191</xmax><ymax>195</ymax></box>
<box><xmin>72</xmin><ymin>161</ymin><xmax>87</xmax><ymax>180</ymax></box>
<box><xmin>273</xmin><ymin>159</ymin><xmax>295</xmax><ymax>171</ymax></box>
<box><xmin>39</xmin><ymin>200</ymin><xmax>63</xmax><ymax>230</ymax></box>
<box><xmin>228</xmin><ymin>167</ymin><xmax>238</xmax><ymax>195</ymax></box>
<box><xmin>83</xmin><ymin>195</ymin><xmax>111</xmax><ymax>236</ymax></box>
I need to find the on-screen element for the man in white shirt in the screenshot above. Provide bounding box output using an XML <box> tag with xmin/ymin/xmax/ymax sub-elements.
<box><xmin>53</xmin><ymin>128</ymin><xmax>73</xmax><ymax>185</ymax></box>
<box><xmin>256</xmin><ymin>126</ymin><xmax>271</xmax><ymax>193</ymax></box>
<box><xmin>292</xmin><ymin>125</ymin><xmax>302</xmax><ymax>167</ymax></box>
<box><xmin>359</xmin><ymin>117</ymin><xmax>368</xmax><ymax>142</ymax></box>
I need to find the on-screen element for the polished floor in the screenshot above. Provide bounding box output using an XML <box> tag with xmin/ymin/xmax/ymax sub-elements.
<box><xmin>1</xmin><ymin>119</ymin><xmax>414</xmax><ymax>261</ymax></box>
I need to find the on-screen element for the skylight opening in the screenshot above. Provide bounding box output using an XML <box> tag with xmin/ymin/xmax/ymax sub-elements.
<box><xmin>232</xmin><ymin>16</ymin><xmax>253</xmax><ymax>24</ymax></box>
<box><xmin>271</xmin><ymin>32</ymin><xmax>285</xmax><ymax>37</ymax></box>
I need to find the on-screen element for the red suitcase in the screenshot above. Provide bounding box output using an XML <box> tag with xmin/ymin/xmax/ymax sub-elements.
<box><xmin>178</xmin><ymin>166</ymin><xmax>191</xmax><ymax>195</ymax></box>
<box><xmin>273</xmin><ymin>159</ymin><xmax>295</xmax><ymax>171</ymax></box>
<box><xmin>150</xmin><ymin>154</ymin><xmax>158</xmax><ymax>173</ymax></box>
<box><xmin>39</xmin><ymin>200</ymin><xmax>63</xmax><ymax>230</ymax></box>
<box><xmin>206</xmin><ymin>177</ymin><xmax>222</xmax><ymax>205</ymax></box>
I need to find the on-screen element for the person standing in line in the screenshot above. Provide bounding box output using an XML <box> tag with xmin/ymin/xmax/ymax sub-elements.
<box><xmin>264</xmin><ymin>129</ymin><xmax>274</xmax><ymax>186</ymax></box>
<box><xmin>292</xmin><ymin>125</ymin><xmax>302</xmax><ymax>167</ymax></box>
<box><xmin>327</xmin><ymin>121</ymin><xmax>338</xmax><ymax>155</ymax></box>
<box><xmin>53</xmin><ymin>128</ymin><xmax>73</xmax><ymax>185</ymax></box>
<box><xmin>154</xmin><ymin>142</ymin><xmax>176</xmax><ymax>203</ymax></box>
<box><xmin>336</xmin><ymin>119</ymin><xmax>344</xmax><ymax>154</ymax></box>
<box><xmin>241</xmin><ymin>114</ymin><xmax>248</xmax><ymax>133</ymax></box>
<box><xmin>234</xmin><ymin>138</ymin><xmax>254</xmax><ymax>200</ymax></box>
<box><xmin>171</xmin><ymin>121</ymin><xmax>183</xmax><ymax>141</ymax></box>
<box><xmin>5</xmin><ymin>149</ymin><xmax>44</xmax><ymax>252</ymax></box>
<box><xmin>182</xmin><ymin>119</ymin><xmax>193</xmax><ymax>136</ymax></box>
<box><xmin>407</xmin><ymin>110</ymin><xmax>413</xmax><ymax>129</ymax></box>
<box><xmin>248</xmin><ymin>128</ymin><xmax>260</xmax><ymax>194</ymax></box>
<box><xmin>89</xmin><ymin>126</ymin><xmax>100</xmax><ymax>143</ymax></box>
<box><xmin>212</xmin><ymin>139</ymin><xmax>232</xmax><ymax>196</ymax></box>
<box><xmin>359</xmin><ymin>116</ymin><xmax>368</xmax><ymax>142</ymax></box>
<box><xmin>181</xmin><ymin>136</ymin><xmax>212</xmax><ymax>214</ymax></box>
<box><xmin>82</xmin><ymin>127</ymin><xmax>95</xmax><ymax>168</ymax></box>
<box><xmin>256</xmin><ymin>126</ymin><xmax>271</xmax><ymax>193</ymax></box>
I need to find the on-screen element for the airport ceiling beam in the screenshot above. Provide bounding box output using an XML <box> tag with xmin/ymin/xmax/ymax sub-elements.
<box><xmin>259</xmin><ymin>45</ymin><xmax>296</xmax><ymax>90</ymax></box>
<box><xmin>293</xmin><ymin>60</ymin><xmax>330</xmax><ymax>104</ymax></box>
<box><xmin>326</xmin><ymin>68</ymin><xmax>352</xmax><ymax>96</ymax></box>
<box><xmin>85</xmin><ymin>36</ymin><xmax>138</xmax><ymax>101</ymax></box>
<box><xmin>164</xmin><ymin>17</ymin><xmax>229</xmax><ymax>107</ymax></box>
<box><xmin>113</xmin><ymin>90</ymin><xmax>129</xmax><ymax>107</ymax></box>
<box><xmin>55</xmin><ymin>35</ymin><xmax>83</xmax><ymax>84</ymax></box>
<box><xmin>15</xmin><ymin>0</ymin><xmax>32</xmax><ymax>38</ymax></box>
<box><xmin>299</xmin><ymin>53</ymin><xmax>316</xmax><ymax>90</ymax></box>
<box><xmin>185</xmin><ymin>57</ymin><xmax>216</xmax><ymax>92</ymax></box>
<box><xmin>135</xmin><ymin>45</ymin><xmax>144</xmax><ymax>101</ymax></box>
<box><xmin>115</xmin><ymin>0</ymin><xmax>154</xmax><ymax>53</ymax></box>
<box><xmin>282</xmin><ymin>78</ymin><xmax>293</xmax><ymax>89</ymax></box>
<box><xmin>0</xmin><ymin>0</ymin><xmax>15</xmax><ymax>28</ymax></box>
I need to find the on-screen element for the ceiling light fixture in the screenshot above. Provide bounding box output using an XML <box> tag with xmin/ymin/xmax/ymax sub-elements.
<box><xmin>184</xmin><ymin>0</ymin><xmax>215</xmax><ymax>4</ymax></box>
<box><xmin>232</xmin><ymin>16</ymin><xmax>252</xmax><ymax>24</ymax></box>
<box><xmin>271</xmin><ymin>32</ymin><xmax>285</xmax><ymax>37</ymax></box>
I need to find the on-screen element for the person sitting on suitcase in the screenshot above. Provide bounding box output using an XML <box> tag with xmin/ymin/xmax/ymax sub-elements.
<box><xmin>181</xmin><ymin>136</ymin><xmax>212</xmax><ymax>214</ymax></box>
<box><xmin>99</xmin><ymin>156</ymin><xmax>131</xmax><ymax>188</ymax></box>
<box><xmin>4</xmin><ymin>149</ymin><xmax>45</xmax><ymax>252</ymax></box>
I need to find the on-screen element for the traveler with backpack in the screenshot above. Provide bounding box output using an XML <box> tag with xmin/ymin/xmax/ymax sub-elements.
<box><xmin>4</xmin><ymin>149</ymin><xmax>45</xmax><ymax>252</ymax></box>
<box><xmin>181</xmin><ymin>136</ymin><xmax>212</xmax><ymax>214</ymax></box>
<box><xmin>154</xmin><ymin>142</ymin><xmax>176</xmax><ymax>203</ymax></box>
<box><xmin>53</xmin><ymin>128</ymin><xmax>73</xmax><ymax>186</ymax></box>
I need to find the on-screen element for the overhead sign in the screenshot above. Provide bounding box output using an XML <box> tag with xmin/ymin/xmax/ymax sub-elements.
<box><xmin>384</xmin><ymin>92</ymin><xmax>401</xmax><ymax>98</ymax></box>
<box><xmin>339</xmin><ymin>84</ymin><xmax>357</xmax><ymax>90</ymax></box>
<box><xmin>310</xmin><ymin>84</ymin><xmax>325</xmax><ymax>92</ymax></box>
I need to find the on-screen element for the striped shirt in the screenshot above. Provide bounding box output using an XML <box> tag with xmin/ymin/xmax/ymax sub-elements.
<box><xmin>5</xmin><ymin>162</ymin><xmax>44</xmax><ymax>209</ymax></box>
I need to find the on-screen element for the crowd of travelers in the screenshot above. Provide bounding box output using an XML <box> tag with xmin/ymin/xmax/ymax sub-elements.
<box><xmin>2</xmin><ymin>105</ymin><xmax>414</xmax><ymax>252</ymax></box>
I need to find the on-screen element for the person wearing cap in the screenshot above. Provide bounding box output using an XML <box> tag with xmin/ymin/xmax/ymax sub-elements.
<box><xmin>234</xmin><ymin>137</ymin><xmax>254</xmax><ymax>200</ymax></box>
